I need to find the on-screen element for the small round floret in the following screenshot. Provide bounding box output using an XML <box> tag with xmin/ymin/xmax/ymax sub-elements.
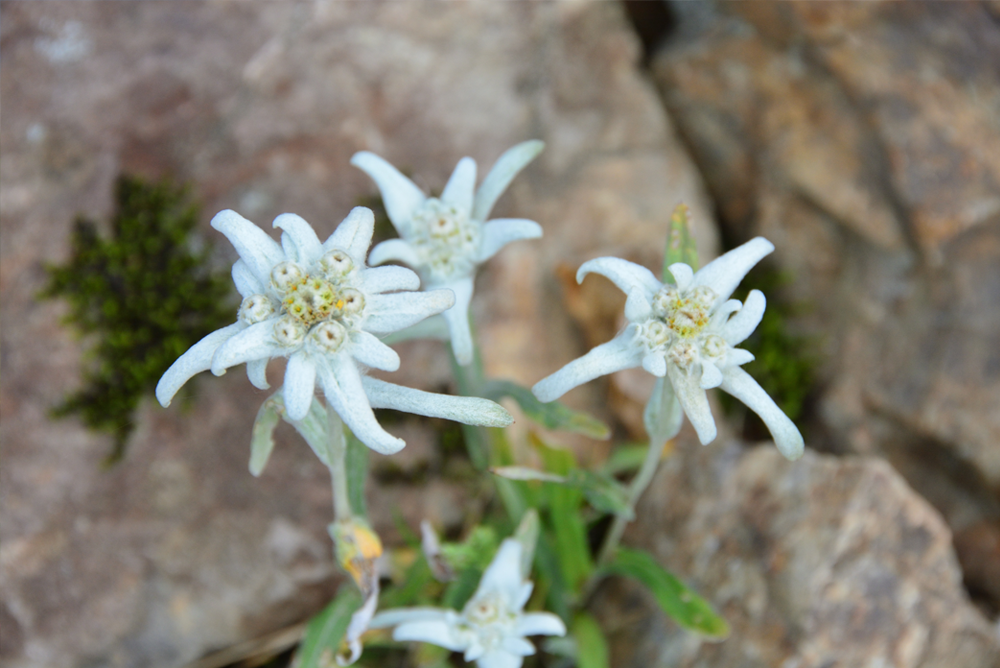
<box><xmin>273</xmin><ymin>315</ymin><xmax>307</xmax><ymax>347</ymax></box>
<box><xmin>319</xmin><ymin>249</ymin><xmax>354</xmax><ymax>278</ymax></box>
<box><xmin>271</xmin><ymin>261</ymin><xmax>306</xmax><ymax>291</ymax></box>
<box><xmin>239</xmin><ymin>294</ymin><xmax>277</xmax><ymax>325</ymax></box>
<box><xmin>310</xmin><ymin>320</ymin><xmax>347</xmax><ymax>353</ymax></box>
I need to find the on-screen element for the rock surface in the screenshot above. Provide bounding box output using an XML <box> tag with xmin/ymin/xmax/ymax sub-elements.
<box><xmin>0</xmin><ymin>2</ymin><xmax>713</xmax><ymax>667</ymax></box>
<box><xmin>595</xmin><ymin>439</ymin><xmax>1000</xmax><ymax>668</ymax></box>
<box><xmin>653</xmin><ymin>0</ymin><xmax>1000</xmax><ymax>561</ymax></box>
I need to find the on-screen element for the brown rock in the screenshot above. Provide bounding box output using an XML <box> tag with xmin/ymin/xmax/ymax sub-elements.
<box><xmin>740</xmin><ymin>0</ymin><xmax>1000</xmax><ymax>259</ymax></box>
<box><xmin>653</xmin><ymin>1</ymin><xmax>1000</xmax><ymax>556</ymax></box>
<box><xmin>595</xmin><ymin>441</ymin><xmax>1000</xmax><ymax>668</ymax></box>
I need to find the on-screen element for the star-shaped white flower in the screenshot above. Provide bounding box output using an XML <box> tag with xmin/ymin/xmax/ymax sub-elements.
<box><xmin>371</xmin><ymin>539</ymin><xmax>566</xmax><ymax>668</ymax></box>
<box><xmin>532</xmin><ymin>238</ymin><xmax>804</xmax><ymax>461</ymax></box>
<box><xmin>156</xmin><ymin>207</ymin><xmax>512</xmax><ymax>454</ymax></box>
<box><xmin>350</xmin><ymin>141</ymin><xmax>544</xmax><ymax>365</ymax></box>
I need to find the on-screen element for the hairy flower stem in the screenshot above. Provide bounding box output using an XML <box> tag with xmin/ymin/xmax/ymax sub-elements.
<box><xmin>596</xmin><ymin>438</ymin><xmax>666</xmax><ymax>566</ymax></box>
<box><xmin>327</xmin><ymin>404</ymin><xmax>353</xmax><ymax>521</ymax></box>
<box><xmin>449</xmin><ymin>327</ymin><xmax>491</xmax><ymax>471</ymax></box>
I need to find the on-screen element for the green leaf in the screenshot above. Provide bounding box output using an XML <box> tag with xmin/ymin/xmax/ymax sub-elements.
<box><xmin>643</xmin><ymin>376</ymin><xmax>683</xmax><ymax>446</ymax></box>
<box><xmin>483</xmin><ymin>380</ymin><xmax>610</xmax><ymax>439</ymax></box>
<box><xmin>292</xmin><ymin>587</ymin><xmax>363</xmax><ymax>668</ymax></box>
<box><xmin>345</xmin><ymin>430</ymin><xmax>369</xmax><ymax>518</ymax></box>
<box><xmin>491</xmin><ymin>466</ymin><xmax>567</xmax><ymax>483</ymax></box>
<box><xmin>600</xmin><ymin>443</ymin><xmax>652</xmax><ymax>476</ymax></box>
<box><xmin>513</xmin><ymin>509</ymin><xmax>541</xmax><ymax>578</ymax></box>
<box><xmin>600</xmin><ymin>547</ymin><xmax>729</xmax><ymax>639</ymax></box>
<box><xmin>288</xmin><ymin>397</ymin><xmax>335</xmax><ymax>466</ymax></box>
<box><xmin>249</xmin><ymin>394</ymin><xmax>282</xmax><ymax>476</ymax></box>
<box><xmin>662</xmin><ymin>203</ymin><xmax>699</xmax><ymax>282</ymax></box>
<box><xmin>571</xmin><ymin>612</ymin><xmax>610</xmax><ymax>668</ymax></box>
<box><xmin>531</xmin><ymin>436</ymin><xmax>592</xmax><ymax>592</ymax></box>
<box><xmin>568</xmin><ymin>470</ymin><xmax>633</xmax><ymax>519</ymax></box>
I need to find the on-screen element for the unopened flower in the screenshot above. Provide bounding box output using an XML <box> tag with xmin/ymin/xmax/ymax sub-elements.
<box><xmin>532</xmin><ymin>238</ymin><xmax>804</xmax><ymax>461</ymax></box>
<box><xmin>351</xmin><ymin>141</ymin><xmax>544</xmax><ymax>365</ymax></box>
<box><xmin>156</xmin><ymin>207</ymin><xmax>512</xmax><ymax>454</ymax></box>
<box><xmin>371</xmin><ymin>539</ymin><xmax>565</xmax><ymax>667</ymax></box>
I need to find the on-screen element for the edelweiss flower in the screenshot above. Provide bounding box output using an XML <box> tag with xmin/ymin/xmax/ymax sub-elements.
<box><xmin>351</xmin><ymin>141</ymin><xmax>544</xmax><ymax>365</ymax></box>
<box><xmin>156</xmin><ymin>207</ymin><xmax>511</xmax><ymax>454</ymax></box>
<box><xmin>532</xmin><ymin>238</ymin><xmax>804</xmax><ymax>460</ymax></box>
<box><xmin>371</xmin><ymin>539</ymin><xmax>565</xmax><ymax>668</ymax></box>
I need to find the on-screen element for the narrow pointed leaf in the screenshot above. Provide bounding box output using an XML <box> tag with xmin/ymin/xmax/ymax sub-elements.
<box><xmin>601</xmin><ymin>547</ymin><xmax>729</xmax><ymax>639</ymax></box>
<box><xmin>293</xmin><ymin>587</ymin><xmax>363</xmax><ymax>668</ymax></box>
<box><xmin>571</xmin><ymin>612</ymin><xmax>611</xmax><ymax>668</ymax></box>
<box><xmin>484</xmin><ymin>380</ymin><xmax>609</xmax><ymax>439</ymax></box>
<box><xmin>514</xmin><ymin>509</ymin><xmax>541</xmax><ymax>579</ymax></box>
<box><xmin>491</xmin><ymin>466</ymin><xmax>567</xmax><ymax>483</ymax></box>
<box><xmin>567</xmin><ymin>470</ymin><xmax>633</xmax><ymax>519</ymax></box>
<box><xmin>249</xmin><ymin>394</ymin><xmax>282</xmax><ymax>477</ymax></box>
<box><xmin>662</xmin><ymin>203</ymin><xmax>699</xmax><ymax>284</ymax></box>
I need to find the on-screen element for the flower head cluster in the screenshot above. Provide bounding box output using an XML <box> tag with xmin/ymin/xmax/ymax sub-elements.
<box><xmin>351</xmin><ymin>141</ymin><xmax>544</xmax><ymax>365</ymax></box>
<box><xmin>532</xmin><ymin>238</ymin><xmax>804</xmax><ymax>460</ymax></box>
<box><xmin>371</xmin><ymin>539</ymin><xmax>565</xmax><ymax>668</ymax></box>
<box><xmin>156</xmin><ymin>207</ymin><xmax>511</xmax><ymax>454</ymax></box>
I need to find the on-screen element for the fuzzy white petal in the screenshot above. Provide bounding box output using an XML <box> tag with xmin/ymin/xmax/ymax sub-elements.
<box><xmin>725</xmin><ymin>348</ymin><xmax>755</xmax><ymax>367</ymax></box>
<box><xmin>350</xmin><ymin>152</ymin><xmax>426</xmax><ymax>234</ymax></box>
<box><xmin>473</xmin><ymin>140</ymin><xmax>544</xmax><ymax>222</ymax></box>
<box><xmin>349</xmin><ymin>331</ymin><xmax>401</xmax><ymax>372</ymax></box>
<box><xmin>317</xmin><ymin>356</ymin><xmax>404</xmax><ymax>455</ymax></box>
<box><xmin>273</xmin><ymin>213</ymin><xmax>322</xmax><ymax>266</ymax></box>
<box><xmin>700</xmin><ymin>361</ymin><xmax>723</xmax><ymax>389</ymax></box>
<box><xmin>577</xmin><ymin>257</ymin><xmax>661</xmax><ymax>299</ymax></box>
<box><xmin>211</xmin><ymin>210</ymin><xmax>284</xmax><ymax>285</ymax></box>
<box><xmin>379</xmin><ymin>314</ymin><xmax>452</xmax><ymax>344</ymax></box>
<box><xmin>441</xmin><ymin>157</ymin><xmax>477</xmax><ymax>216</ymax></box>
<box><xmin>367</xmin><ymin>239</ymin><xmax>421</xmax><ymax>269</ymax></box>
<box><xmin>722</xmin><ymin>289</ymin><xmax>766</xmax><ymax>345</ymax></box>
<box><xmin>476</xmin><ymin>219</ymin><xmax>543</xmax><ymax>264</ymax></box>
<box><xmin>247</xmin><ymin>358</ymin><xmax>269</xmax><ymax>390</ymax></box>
<box><xmin>532</xmin><ymin>330</ymin><xmax>643</xmax><ymax>403</ymax></box>
<box><xmin>323</xmin><ymin>206</ymin><xmax>375</xmax><ymax>262</ymax></box>
<box><xmin>362</xmin><ymin>377</ymin><xmax>513</xmax><ymax>427</ymax></box>
<box><xmin>665</xmin><ymin>362</ymin><xmax>717</xmax><ymax>445</ymax></box>
<box><xmin>232</xmin><ymin>260</ymin><xmax>263</xmax><ymax>298</ymax></box>
<box><xmin>643</xmin><ymin>376</ymin><xmax>684</xmax><ymax>446</ymax></box>
<box><xmin>642</xmin><ymin>352</ymin><xmax>667</xmax><ymax>377</ymax></box>
<box><xmin>691</xmin><ymin>237</ymin><xmax>774</xmax><ymax>303</ymax></box>
<box><xmin>625</xmin><ymin>288</ymin><xmax>653</xmax><ymax>323</ymax></box>
<box><xmin>666</xmin><ymin>263</ymin><xmax>694</xmax><ymax>291</ymax></box>
<box><xmin>475</xmin><ymin>651</ymin><xmax>522</xmax><ymax>668</ymax></box>
<box><xmin>440</xmin><ymin>277</ymin><xmax>475</xmax><ymax>365</ymax></box>
<box><xmin>476</xmin><ymin>540</ymin><xmax>525</xmax><ymax>604</ymax></box>
<box><xmin>210</xmin><ymin>320</ymin><xmax>281</xmax><ymax>376</ymax></box>
<box><xmin>156</xmin><ymin>322</ymin><xmax>245</xmax><ymax>406</ymax></box>
<box><xmin>365</xmin><ymin>289</ymin><xmax>456</xmax><ymax>334</ymax></box>
<box><xmin>721</xmin><ymin>367</ymin><xmax>804</xmax><ymax>460</ymax></box>
<box><xmin>710</xmin><ymin>298</ymin><xmax>742</xmax><ymax>328</ymax></box>
<box><xmin>501</xmin><ymin>637</ymin><xmax>536</xmax><ymax>657</ymax></box>
<box><xmin>393</xmin><ymin>620</ymin><xmax>467</xmax><ymax>652</ymax></box>
<box><xmin>282</xmin><ymin>353</ymin><xmax>317</xmax><ymax>421</ymax></box>
<box><xmin>361</xmin><ymin>265</ymin><xmax>421</xmax><ymax>294</ymax></box>
<box><xmin>515</xmin><ymin>613</ymin><xmax>567</xmax><ymax>638</ymax></box>
<box><xmin>370</xmin><ymin>608</ymin><xmax>452</xmax><ymax>628</ymax></box>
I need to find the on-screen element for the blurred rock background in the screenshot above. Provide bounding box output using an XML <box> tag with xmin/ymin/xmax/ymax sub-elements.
<box><xmin>1</xmin><ymin>2</ymin><xmax>998</xmax><ymax>667</ymax></box>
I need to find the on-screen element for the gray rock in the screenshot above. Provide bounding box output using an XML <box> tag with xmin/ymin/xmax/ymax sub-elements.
<box><xmin>652</xmin><ymin>0</ymin><xmax>1000</xmax><ymax>559</ymax></box>
<box><xmin>595</xmin><ymin>440</ymin><xmax>1000</xmax><ymax>668</ymax></box>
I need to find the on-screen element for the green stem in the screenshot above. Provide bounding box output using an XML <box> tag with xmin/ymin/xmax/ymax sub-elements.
<box><xmin>596</xmin><ymin>438</ymin><xmax>665</xmax><ymax>566</ymax></box>
<box><xmin>326</xmin><ymin>404</ymin><xmax>352</xmax><ymax>522</ymax></box>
